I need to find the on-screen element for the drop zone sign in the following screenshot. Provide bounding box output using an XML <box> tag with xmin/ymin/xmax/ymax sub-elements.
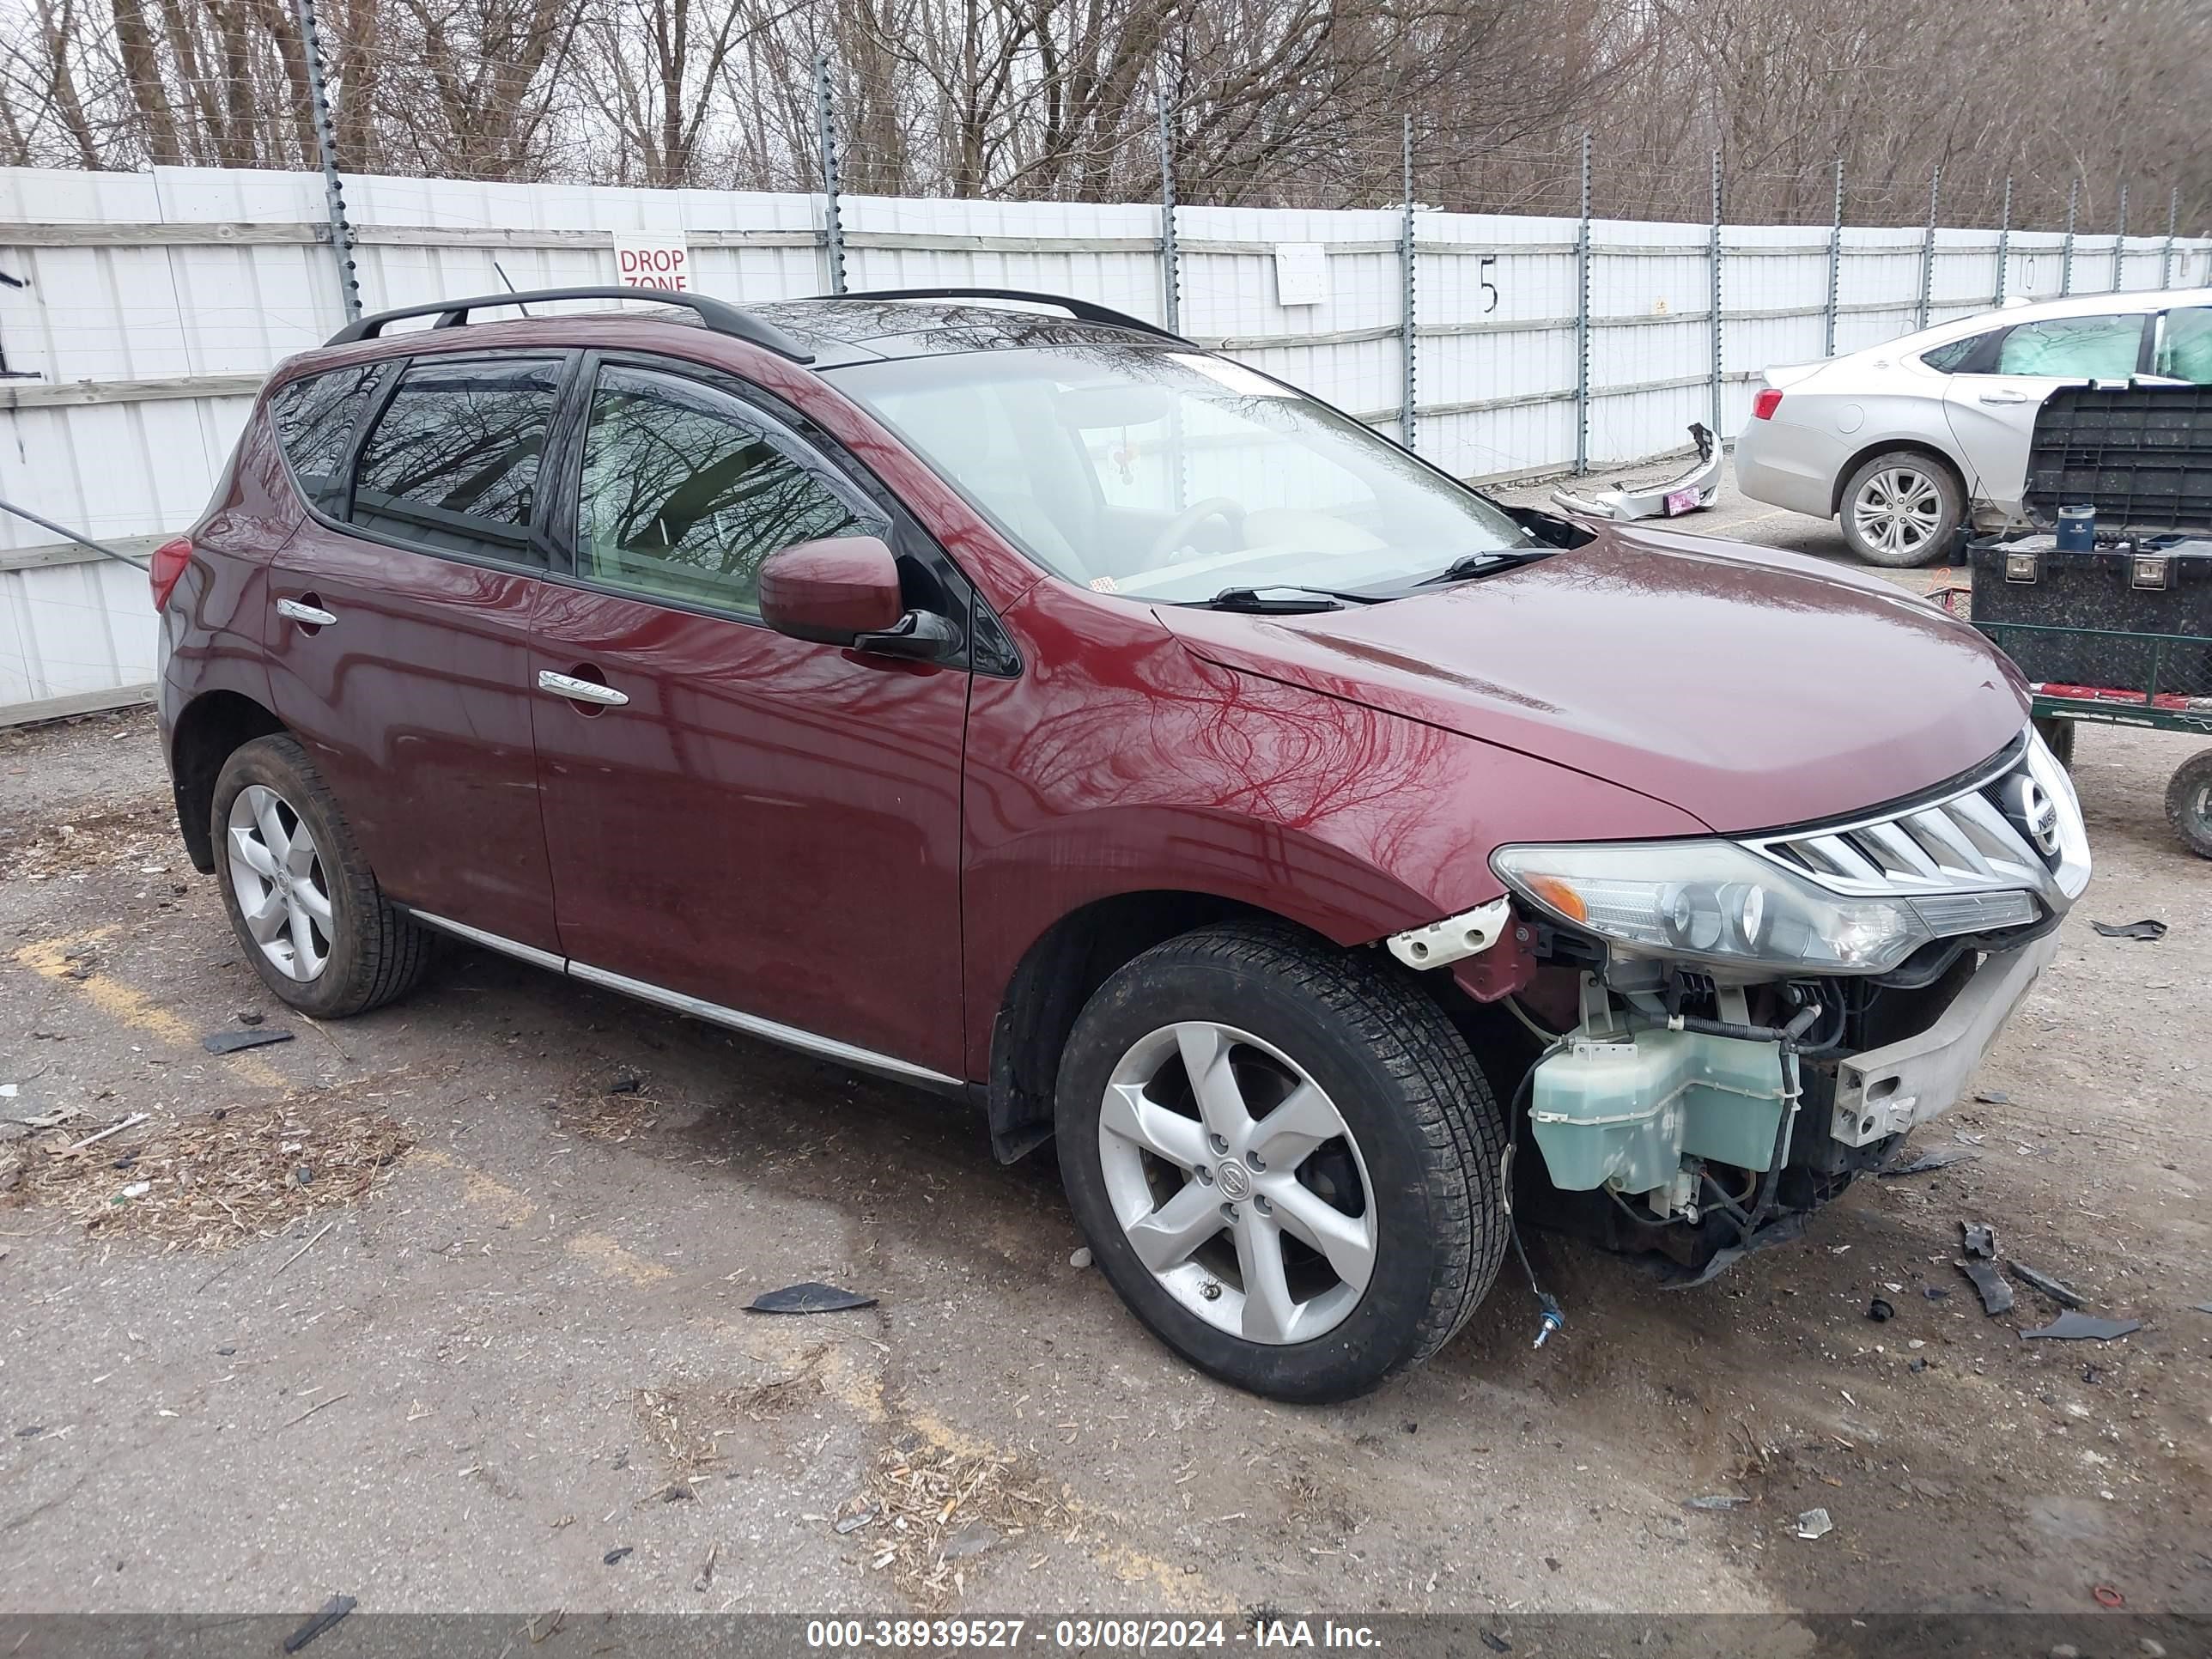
<box><xmin>613</xmin><ymin>234</ymin><xmax>691</xmax><ymax>290</ymax></box>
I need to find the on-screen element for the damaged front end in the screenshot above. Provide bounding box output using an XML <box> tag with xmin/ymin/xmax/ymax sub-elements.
<box><xmin>1550</xmin><ymin>423</ymin><xmax>1723</xmax><ymax>522</ymax></box>
<box><xmin>1471</xmin><ymin>727</ymin><xmax>2087</xmax><ymax>1280</ymax></box>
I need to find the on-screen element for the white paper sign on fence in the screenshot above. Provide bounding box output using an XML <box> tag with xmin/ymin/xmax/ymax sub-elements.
<box><xmin>1273</xmin><ymin>243</ymin><xmax>1331</xmax><ymax>307</ymax></box>
<box><xmin>613</xmin><ymin>234</ymin><xmax>691</xmax><ymax>291</ymax></box>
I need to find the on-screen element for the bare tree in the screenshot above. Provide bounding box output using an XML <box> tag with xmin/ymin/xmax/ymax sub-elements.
<box><xmin>0</xmin><ymin>0</ymin><xmax>2205</xmax><ymax>233</ymax></box>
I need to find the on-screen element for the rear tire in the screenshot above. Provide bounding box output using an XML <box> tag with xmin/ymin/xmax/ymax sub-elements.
<box><xmin>1838</xmin><ymin>450</ymin><xmax>1965</xmax><ymax>568</ymax></box>
<box><xmin>1054</xmin><ymin>921</ymin><xmax>1506</xmax><ymax>1402</ymax></box>
<box><xmin>2166</xmin><ymin>749</ymin><xmax>2212</xmax><ymax>860</ymax></box>
<box><xmin>211</xmin><ymin>734</ymin><xmax>433</xmax><ymax>1017</ymax></box>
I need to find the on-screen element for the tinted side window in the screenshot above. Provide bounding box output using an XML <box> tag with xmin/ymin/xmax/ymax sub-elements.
<box><xmin>268</xmin><ymin>364</ymin><xmax>380</xmax><ymax>514</ymax></box>
<box><xmin>575</xmin><ymin>366</ymin><xmax>882</xmax><ymax>617</ymax></box>
<box><xmin>2155</xmin><ymin>307</ymin><xmax>2212</xmax><ymax>383</ymax></box>
<box><xmin>1993</xmin><ymin>314</ymin><xmax>2144</xmax><ymax>378</ymax></box>
<box><xmin>1919</xmin><ymin>334</ymin><xmax>1988</xmax><ymax>373</ymax></box>
<box><xmin>349</xmin><ymin>356</ymin><xmax>562</xmax><ymax>564</ymax></box>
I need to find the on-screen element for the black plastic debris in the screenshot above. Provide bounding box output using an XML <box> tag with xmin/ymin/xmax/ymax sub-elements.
<box><xmin>1923</xmin><ymin>1286</ymin><xmax>1950</xmax><ymax>1300</ymax></box>
<box><xmin>2022</xmin><ymin>1312</ymin><xmax>2141</xmax><ymax>1342</ymax></box>
<box><xmin>2008</xmin><ymin>1261</ymin><xmax>2086</xmax><ymax>1309</ymax></box>
<box><xmin>606</xmin><ymin>1075</ymin><xmax>645</xmax><ymax>1095</ymax></box>
<box><xmin>237</xmin><ymin>1010</ymin><xmax>265</xmax><ymax>1026</ymax></box>
<box><xmin>745</xmin><ymin>1282</ymin><xmax>878</xmax><ymax>1316</ymax></box>
<box><xmin>2090</xmin><ymin>918</ymin><xmax>2166</xmax><ymax>940</ymax></box>
<box><xmin>603</xmin><ymin>1547</ymin><xmax>634</xmax><ymax>1565</ymax></box>
<box><xmin>1880</xmin><ymin>1146</ymin><xmax>1977</xmax><ymax>1177</ymax></box>
<box><xmin>1908</xmin><ymin>1357</ymin><xmax>1929</xmax><ymax>1373</ymax></box>
<box><xmin>1480</xmin><ymin>1632</ymin><xmax>1511</xmax><ymax>1655</ymax></box>
<box><xmin>1658</xmin><ymin>1211</ymin><xmax>1808</xmax><ymax>1289</ymax></box>
<box><xmin>203</xmin><ymin>1027</ymin><xmax>295</xmax><ymax>1055</ymax></box>
<box><xmin>1972</xmin><ymin>1089</ymin><xmax>2010</xmax><ymax>1104</ymax></box>
<box><xmin>2194</xmin><ymin>1302</ymin><xmax>2212</xmax><ymax>1316</ymax></box>
<box><xmin>282</xmin><ymin>1595</ymin><xmax>356</xmax><ymax>1655</ymax></box>
<box><xmin>1868</xmin><ymin>1297</ymin><xmax>1895</xmax><ymax>1322</ymax></box>
<box><xmin>1959</xmin><ymin>1259</ymin><xmax>2014</xmax><ymax>1316</ymax></box>
<box><xmin>1961</xmin><ymin>1222</ymin><xmax>1996</xmax><ymax>1259</ymax></box>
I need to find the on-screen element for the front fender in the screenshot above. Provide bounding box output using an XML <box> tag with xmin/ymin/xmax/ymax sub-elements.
<box><xmin>961</xmin><ymin>581</ymin><xmax>1705</xmax><ymax>1077</ymax></box>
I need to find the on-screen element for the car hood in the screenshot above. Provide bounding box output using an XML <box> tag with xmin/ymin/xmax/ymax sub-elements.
<box><xmin>1155</xmin><ymin>523</ymin><xmax>2029</xmax><ymax>834</ymax></box>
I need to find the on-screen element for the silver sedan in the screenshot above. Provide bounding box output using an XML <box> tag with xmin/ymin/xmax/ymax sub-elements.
<box><xmin>1735</xmin><ymin>289</ymin><xmax>2212</xmax><ymax>566</ymax></box>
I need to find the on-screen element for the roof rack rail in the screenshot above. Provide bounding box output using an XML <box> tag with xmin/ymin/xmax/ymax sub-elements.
<box><xmin>324</xmin><ymin>287</ymin><xmax>814</xmax><ymax>362</ymax></box>
<box><xmin>826</xmin><ymin>287</ymin><xmax>1191</xmax><ymax>346</ymax></box>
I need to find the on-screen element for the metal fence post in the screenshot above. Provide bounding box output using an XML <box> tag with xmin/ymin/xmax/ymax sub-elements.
<box><xmin>1573</xmin><ymin>131</ymin><xmax>1591</xmax><ymax>476</ymax></box>
<box><xmin>1917</xmin><ymin>165</ymin><xmax>1940</xmax><ymax>329</ymax></box>
<box><xmin>1707</xmin><ymin>147</ymin><xmax>1723</xmax><ymax>434</ymax></box>
<box><xmin>1994</xmin><ymin>176</ymin><xmax>2011</xmax><ymax>306</ymax></box>
<box><xmin>1157</xmin><ymin>80</ymin><xmax>1179</xmax><ymax>334</ymax></box>
<box><xmin>1824</xmin><ymin>159</ymin><xmax>1842</xmax><ymax>357</ymax></box>
<box><xmin>2164</xmin><ymin>185</ymin><xmax>2179</xmax><ymax>289</ymax></box>
<box><xmin>2062</xmin><ymin>178</ymin><xmax>2077</xmax><ymax>295</ymax></box>
<box><xmin>812</xmin><ymin>52</ymin><xmax>846</xmax><ymax>295</ymax></box>
<box><xmin>2115</xmin><ymin>179</ymin><xmax>2129</xmax><ymax>290</ymax></box>
<box><xmin>294</xmin><ymin>0</ymin><xmax>359</xmax><ymax>323</ymax></box>
<box><xmin>1399</xmin><ymin>114</ymin><xmax>1417</xmax><ymax>451</ymax></box>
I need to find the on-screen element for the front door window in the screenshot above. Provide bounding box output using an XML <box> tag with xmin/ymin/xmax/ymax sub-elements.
<box><xmin>575</xmin><ymin>366</ymin><xmax>881</xmax><ymax>616</ymax></box>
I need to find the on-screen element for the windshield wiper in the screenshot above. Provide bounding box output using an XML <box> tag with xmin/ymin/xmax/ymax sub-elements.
<box><xmin>1416</xmin><ymin>547</ymin><xmax>1558</xmax><ymax>586</ymax></box>
<box><xmin>1180</xmin><ymin>584</ymin><xmax>1382</xmax><ymax>613</ymax></box>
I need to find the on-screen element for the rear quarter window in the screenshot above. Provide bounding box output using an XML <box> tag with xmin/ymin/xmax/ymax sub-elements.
<box><xmin>1919</xmin><ymin>334</ymin><xmax>1988</xmax><ymax>373</ymax></box>
<box><xmin>268</xmin><ymin>364</ymin><xmax>381</xmax><ymax>514</ymax></box>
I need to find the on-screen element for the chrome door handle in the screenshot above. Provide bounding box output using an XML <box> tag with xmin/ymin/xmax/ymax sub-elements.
<box><xmin>276</xmin><ymin>598</ymin><xmax>337</xmax><ymax>627</ymax></box>
<box><xmin>1977</xmin><ymin>390</ymin><xmax>2033</xmax><ymax>404</ymax></box>
<box><xmin>537</xmin><ymin>669</ymin><xmax>629</xmax><ymax>708</ymax></box>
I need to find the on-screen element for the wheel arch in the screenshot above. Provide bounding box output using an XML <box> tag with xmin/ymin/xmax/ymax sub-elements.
<box><xmin>984</xmin><ymin>890</ymin><xmax>1340</xmax><ymax>1164</ymax></box>
<box><xmin>169</xmin><ymin>690</ymin><xmax>288</xmax><ymax>872</ymax></box>
<box><xmin>1828</xmin><ymin>438</ymin><xmax>1970</xmax><ymax>518</ymax></box>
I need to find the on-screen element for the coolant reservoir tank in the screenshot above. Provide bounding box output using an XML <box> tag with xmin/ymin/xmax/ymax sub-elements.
<box><xmin>1528</xmin><ymin>1028</ymin><xmax>1793</xmax><ymax>1195</ymax></box>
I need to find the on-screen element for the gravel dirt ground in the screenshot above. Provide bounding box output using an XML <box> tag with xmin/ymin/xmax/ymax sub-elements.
<box><xmin>1</xmin><ymin>471</ymin><xmax>2208</xmax><ymax>1626</ymax></box>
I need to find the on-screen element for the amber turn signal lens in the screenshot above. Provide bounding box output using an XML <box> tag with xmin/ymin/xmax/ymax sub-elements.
<box><xmin>1524</xmin><ymin>874</ymin><xmax>1588</xmax><ymax>923</ymax></box>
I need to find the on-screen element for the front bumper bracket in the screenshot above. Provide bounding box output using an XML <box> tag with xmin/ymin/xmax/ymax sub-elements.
<box><xmin>1831</xmin><ymin>932</ymin><xmax>2060</xmax><ymax>1146</ymax></box>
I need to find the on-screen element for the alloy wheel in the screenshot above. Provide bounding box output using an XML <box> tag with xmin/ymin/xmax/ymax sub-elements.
<box><xmin>1850</xmin><ymin>466</ymin><xmax>1945</xmax><ymax>559</ymax></box>
<box><xmin>225</xmin><ymin>783</ymin><xmax>333</xmax><ymax>981</ymax></box>
<box><xmin>1097</xmin><ymin>1022</ymin><xmax>1376</xmax><ymax>1345</ymax></box>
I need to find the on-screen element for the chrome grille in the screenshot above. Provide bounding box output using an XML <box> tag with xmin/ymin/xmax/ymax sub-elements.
<box><xmin>1739</xmin><ymin>732</ymin><xmax>2089</xmax><ymax>933</ymax></box>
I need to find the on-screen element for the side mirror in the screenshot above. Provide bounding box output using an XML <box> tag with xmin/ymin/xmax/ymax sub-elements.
<box><xmin>758</xmin><ymin>534</ymin><xmax>964</xmax><ymax>662</ymax></box>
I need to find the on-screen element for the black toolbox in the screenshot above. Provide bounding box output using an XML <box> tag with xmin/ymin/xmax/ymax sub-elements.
<box><xmin>1966</xmin><ymin>383</ymin><xmax>2212</xmax><ymax>696</ymax></box>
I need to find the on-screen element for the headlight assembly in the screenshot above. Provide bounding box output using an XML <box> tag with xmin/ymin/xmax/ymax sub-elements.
<box><xmin>1492</xmin><ymin>839</ymin><xmax>1935</xmax><ymax>973</ymax></box>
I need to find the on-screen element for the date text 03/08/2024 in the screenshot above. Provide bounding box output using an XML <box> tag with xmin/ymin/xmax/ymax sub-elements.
<box><xmin>803</xmin><ymin>1619</ymin><xmax>1383</xmax><ymax>1650</ymax></box>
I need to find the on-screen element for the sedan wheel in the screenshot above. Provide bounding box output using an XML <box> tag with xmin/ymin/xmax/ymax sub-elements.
<box><xmin>227</xmin><ymin>782</ymin><xmax>333</xmax><ymax>981</ymax></box>
<box><xmin>1098</xmin><ymin>1021</ymin><xmax>1376</xmax><ymax>1345</ymax></box>
<box><xmin>1839</xmin><ymin>450</ymin><xmax>1965</xmax><ymax>568</ymax></box>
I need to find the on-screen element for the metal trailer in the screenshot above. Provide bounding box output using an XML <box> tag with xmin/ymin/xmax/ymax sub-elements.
<box><xmin>1933</xmin><ymin>597</ymin><xmax>2212</xmax><ymax>858</ymax></box>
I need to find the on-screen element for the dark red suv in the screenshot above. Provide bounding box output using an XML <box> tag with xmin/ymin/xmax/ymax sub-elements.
<box><xmin>155</xmin><ymin>287</ymin><xmax>2089</xmax><ymax>1401</ymax></box>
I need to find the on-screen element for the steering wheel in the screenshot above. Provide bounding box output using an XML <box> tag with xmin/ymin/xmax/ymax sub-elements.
<box><xmin>1146</xmin><ymin>497</ymin><xmax>1246</xmax><ymax>564</ymax></box>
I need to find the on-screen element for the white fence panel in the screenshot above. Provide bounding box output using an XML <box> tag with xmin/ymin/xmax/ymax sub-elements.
<box><xmin>2</xmin><ymin>161</ymin><xmax>2208</xmax><ymax>720</ymax></box>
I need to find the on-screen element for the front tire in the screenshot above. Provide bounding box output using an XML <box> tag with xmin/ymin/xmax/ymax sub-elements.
<box><xmin>1054</xmin><ymin>921</ymin><xmax>1506</xmax><ymax>1402</ymax></box>
<box><xmin>1839</xmin><ymin>450</ymin><xmax>1965</xmax><ymax>568</ymax></box>
<box><xmin>211</xmin><ymin>734</ymin><xmax>432</xmax><ymax>1017</ymax></box>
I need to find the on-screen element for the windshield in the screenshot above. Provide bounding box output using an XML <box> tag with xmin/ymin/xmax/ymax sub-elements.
<box><xmin>827</xmin><ymin>344</ymin><xmax>1536</xmax><ymax>602</ymax></box>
